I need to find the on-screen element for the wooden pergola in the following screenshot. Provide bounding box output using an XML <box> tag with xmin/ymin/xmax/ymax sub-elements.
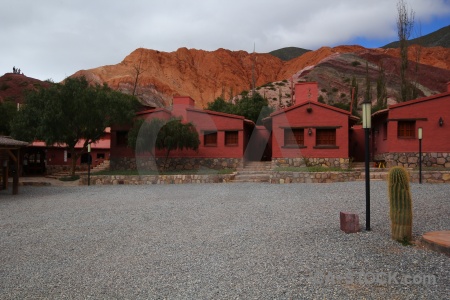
<box><xmin>0</xmin><ymin>136</ymin><xmax>28</xmax><ymax>195</ymax></box>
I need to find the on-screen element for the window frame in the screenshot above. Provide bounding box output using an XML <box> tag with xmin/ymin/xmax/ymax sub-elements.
<box><xmin>397</xmin><ymin>121</ymin><xmax>415</xmax><ymax>139</ymax></box>
<box><xmin>314</xmin><ymin>128</ymin><xmax>338</xmax><ymax>148</ymax></box>
<box><xmin>224</xmin><ymin>131</ymin><xmax>239</xmax><ymax>147</ymax></box>
<box><xmin>204</xmin><ymin>131</ymin><xmax>218</xmax><ymax>147</ymax></box>
<box><xmin>283</xmin><ymin>128</ymin><xmax>305</xmax><ymax>148</ymax></box>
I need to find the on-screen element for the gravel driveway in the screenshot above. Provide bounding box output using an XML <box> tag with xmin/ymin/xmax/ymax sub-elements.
<box><xmin>0</xmin><ymin>182</ymin><xmax>449</xmax><ymax>299</ymax></box>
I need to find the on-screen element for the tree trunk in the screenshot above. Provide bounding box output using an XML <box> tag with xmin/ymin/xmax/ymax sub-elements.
<box><xmin>70</xmin><ymin>148</ymin><xmax>77</xmax><ymax>177</ymax></box>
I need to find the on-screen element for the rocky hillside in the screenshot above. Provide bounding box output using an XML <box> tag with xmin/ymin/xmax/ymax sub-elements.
<box><xmin>0</xmin><ymin>73</ymin><xmax>50</xmax><ymax>104</ymax></box>
<box><xmin>71</xmin><ymin>45</ymin><xmax>450</xmax><ymax>109</ymax></box>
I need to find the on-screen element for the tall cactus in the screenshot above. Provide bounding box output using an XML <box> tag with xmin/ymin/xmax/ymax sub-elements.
<box><xmin>388</xmin><ymin>166</ymin><xmax>413</xmax><ymax>242</ymax></box>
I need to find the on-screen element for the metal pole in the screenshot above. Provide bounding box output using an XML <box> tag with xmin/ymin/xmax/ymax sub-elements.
<box><xmin>365</xmin><ymin>128</ymin><xmax>371</xmax><ymax>231</ymax></box>
<box><xmin>419</xmin><ymin>138</ymin><xmax>422</xmax><ymax>184</ymax></box>
<box><xmin>87</xmin><ymin>144</ymin><xmax>91</xmax><ymax>186</ymax></box>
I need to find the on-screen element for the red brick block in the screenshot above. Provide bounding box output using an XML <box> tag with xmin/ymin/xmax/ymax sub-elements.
<box><xmin>340</xmin><ymin>212</ymin><xmax>360</xmax><ymax>233</ymax></box>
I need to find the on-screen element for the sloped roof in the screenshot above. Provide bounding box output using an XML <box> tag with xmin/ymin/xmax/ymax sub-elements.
<box><xmin>269</xmin><ymin>100</ymin><xmax>359</xmax><ymax>122</ymax></box>
<box><xmin>0</xmin><ymin>136</ymin><xmax>28</xmax><ymax>148</ymax></box>
<box><xmin>389</xmin><ymin>91</ymin><xmax>450</xmax><ymax>109</ymax></box>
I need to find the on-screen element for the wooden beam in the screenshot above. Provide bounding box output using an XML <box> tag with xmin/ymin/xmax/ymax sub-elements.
<box><xmin>6</xmin><ymin>149</ymin><xmax>17</xmax><ymax>162</ymax></box>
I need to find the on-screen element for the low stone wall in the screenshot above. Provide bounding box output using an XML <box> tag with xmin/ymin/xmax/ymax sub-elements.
<box><xmin>409</xmin><ymin>170</ymin><xmax>450</xmax><ymax>183</ymax></box>
<box><xmin>80</xmin><ymin>173</ymin><xmax>236</xmax><ymax>185</ymax></box>
<box><xmin>110</xmin><ymin>157</ymin><xmax>243</xmax><ymax>172</ymax></box>
<box><xmin>270</xmin><ymin>171</ymin><xmax>360</xmax><ymax>183</ymax></box>
<box><xmin>374</xmin><ymin>152</ymin><xmax>450</xmax><ymax>169</ymax></box>
<box><xmin>79</xmin><ymin>170</ymin><xmax>450</xmax><ymax>185</ymax></box>
<box><xmin>46</xmin><ymin>164</ymin><xmax>88</xmax><ymax>175</ymax></box>
<box><xmin>272</xmin><ymin>157</ymin><xmax>350</xmax><ymax>169</ymax></box>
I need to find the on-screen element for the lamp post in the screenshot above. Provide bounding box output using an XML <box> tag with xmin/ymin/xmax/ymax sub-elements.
<box><xmin>87</xmin><ymin>143</ymin><xmax>91</xmax><ymax>186</ymax></box>
<box><xmin>362</xmin><ymin>98</ymin><xmax>372</xmax><ymax>231</ymax></box>
<box><xmin>418</xmin><ymin>127</ymin><xmax>422</xmax><ymax>184</ymax></box>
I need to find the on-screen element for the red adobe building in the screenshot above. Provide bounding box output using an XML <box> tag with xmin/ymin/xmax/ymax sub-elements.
<box><xmin>372</xmin><ymin>82</ymin><xmax>450</xmax><ymax>168</ymax></box>
<box><xmin>263</xmin><ymin>82</ymin><xmax>359</xmax><ymax>168</ymax></box>
<box><xmin>111</xmin><ymin>82</ymin><xmax>359</xmax><ymax>171</ymax></box>
<box><xmin>110</xmin><ymin>96</ymin><xmax>255</xmax><ymax>171</ymax></box>
<box><xmin>23</xmin><ymin>129</ymin><xmax>111</xmax><ymax>175</ymax></box>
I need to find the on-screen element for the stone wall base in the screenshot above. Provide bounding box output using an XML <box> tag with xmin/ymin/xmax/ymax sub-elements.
<box><xmin>374</xmin><ymin>152</ymin><xmax>450</xmax><ymax>169</ymax></box>
<box><xmin>80</xmin><ymin>173</ymin><xmax>236</xmax><ymax>185</ymax></box>
<box><xmin>272</xmin><ymin>157</ymin><xmax>350</xmax><ymax>169</ymax></box>
<box><xmin>111</xmin><ymin>157</ymin><xmax>243</xmax><ymax>171</ymax></box>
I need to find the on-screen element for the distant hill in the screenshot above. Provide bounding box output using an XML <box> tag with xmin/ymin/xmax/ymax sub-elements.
<box><xmin>0</xmin><ymin>73</ymin><xmax>50</xmax><ymax>104</ymax></box>
<box><xmin>383</xmin><ymin>24</ymin><xmax>450</xmax><ymax>48</ymax></box>
<box><xmin>268</xmin><ymin>47</ymin><xmax>311</xmax><ymax>61</ymax></box>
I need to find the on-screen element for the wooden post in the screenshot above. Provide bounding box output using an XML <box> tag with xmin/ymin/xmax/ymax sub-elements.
<box><xmin>2</xmin><ymin>163</ymin><xmax>8</xmax><ymax>190</ymax></box>
<box><xmin>13</xmin><ymin>149</ymin><xmax>19</xmax><ymax>195</ymax></box>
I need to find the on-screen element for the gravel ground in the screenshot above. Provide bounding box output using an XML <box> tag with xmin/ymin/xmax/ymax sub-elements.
<box><xmin>0</xmin><ymin>182</ymin><xmax>448</xmax><ymax>299</ymax></box>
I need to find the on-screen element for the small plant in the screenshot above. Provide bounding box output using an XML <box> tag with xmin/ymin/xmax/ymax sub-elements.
<box><xmin>351</xmin><ymin>61</ymin><xmax>361</xmax><ymax>67</ymax></box>
<box><xmin>332</xmin><ymin>87</ymin><xmax>338</xmax><ymax>93</ymax></box>
<box><xmin>19</xmin><ymin>81</ymin><xmax>28</xmax><ymax>87</ymax></box>
<box><xmin>282</xmin><ymin>79</ymin><xmax>288</xmax><ymax>83</ymax></box>
<box><xmin>388</xmin><ymin>166</ymin><xmax>413</xmax><ymax>243</ymax></box>
<box><xmin>321</xmin><ymin>88</ymin><xmax>327</xmax><ymax>92</ymax></box>
<box><xmin>340</xmin><ymin>93</ymin><xmax>346</xmax><ymax>98</ymax></box>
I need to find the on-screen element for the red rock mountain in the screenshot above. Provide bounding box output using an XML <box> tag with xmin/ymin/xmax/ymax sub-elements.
<box><xmin>64</xmin><ymin>45</ymin><xmax>450</xmax><ymax>108</ymax></box>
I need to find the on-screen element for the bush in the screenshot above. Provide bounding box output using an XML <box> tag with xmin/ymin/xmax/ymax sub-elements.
<box><xmin>351</xmin><ymin>61</ymin><xmax>361</xmax><ymax>67</ymax></box>
<box><xmin>0</xmin><ymin>83</ymin><xmax>10</xmax><ymax>91</ymax></box>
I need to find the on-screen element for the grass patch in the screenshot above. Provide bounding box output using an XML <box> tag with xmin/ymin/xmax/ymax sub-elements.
<box><xmin>93</xmin><ymin>168</ymin><xmax>236</xmax><ymax>176</ymax></box>
<box><xmin>274</xmin><ymin>166</ymin><xmax>350</xmax><ymax>172</ymax></box>
<box><xmin>59</xmin><ymin>175</ymin><xmax>80</xmax><ymax>181</ymax></box>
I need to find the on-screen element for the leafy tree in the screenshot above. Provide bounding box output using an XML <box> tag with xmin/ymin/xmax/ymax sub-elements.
<box><xmin>234</xmin><ymin>92</ymin><xmax>274</xmax><ymax>124</ymax></box>
<box><xmin>11</xmin><ymin>76</ymin><xmax>139</xmax><ymax>175</ymax></box>
<box><xmin>128</xmin><ymin>118</ymin><xmax>200</xmax><ymax>171</ymax></box>
<box><xmin>156</xmin><ymin>119</ymin><xmax>200</xmax><ymax>170</ymax></box>
<box><xmin>206</xmin><ymin>97</ymin><xmax>235</xmax><ymax>115</ymax></box>
<box><xmin>207</xmin><ymin>93</ymin><xmax>273</xmax><ymax>124</ymax></box>
<box><xmin>128</xmin><ymin>118</ymin><xmax>165</xmax><ymax>158</ymax></box>
<box><xmin>0</xmin><ymin>101</ymin><xmax>18</xmax><ymax>135</ymax></box>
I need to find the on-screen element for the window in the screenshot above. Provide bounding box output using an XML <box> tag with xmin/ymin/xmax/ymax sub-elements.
<box><xmin>225</xmin><ymin>131</ymin><xmax>238</xmax><ymax>146</ymax></box>
<box><xmin>97</xmin><ymin>153</ymin><xmax>105</xmax><ymax>159</ymax></box>
<box><xmin>397</xmin><ymin>121</ymin><xmax>415</xmax><ymax>138</ymax></box>
<box><xmin>204</xmin><ymin>131</ymin><xmax>217</xmax><ymax>146</ymax></box>
<box><xmin>284</xmin><ymin>128</ymin><xmax>304</xmax><ymax>146</ymax></box>
<box><xmin>116</xmin><ymin>131</ymin><xmax>128</xmax><ymax>146</ymax></box>
<box><xmin>316</xmin><ymin>129</ymin><xmax>336</xmax><ymax>146</ymax></box>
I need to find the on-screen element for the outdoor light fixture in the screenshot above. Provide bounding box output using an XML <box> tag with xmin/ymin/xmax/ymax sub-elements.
<box><xmin>362</xmin><ymin>98</ymin><xmax>372</xmax><ymax>231</ymax></box>
<box><xmin>439</xmin><ymin>117</ymin><xmax>444</xmax><ymax>127</ymax></box>
<box><xmin>418</xmin><ymin>128</ymin><xmax>423</xmax><ymax>184</ymax></box>
<box><xmin>308</xmin><ymin>128</ymin><xmax>312</xmax><ymax>135</ymax></box>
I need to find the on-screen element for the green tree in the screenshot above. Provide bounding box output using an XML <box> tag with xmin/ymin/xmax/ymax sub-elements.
<box><xmin>206</xmin><ymin>97</ymin><xmax>235</xmax><ymax>115</ymax></box>
<box><xmin>128</xmin><ymin>118</ymin><xmax>200</xmax><ymax>171</ymax></box>
<box><xmin>234</xmin><ymin>92</ymin><xmax>274</xmax><ymax>124</ymax></box>
<box><xmin>0</xmin><ymin>101</ymin><xmax>18</xmax><ymax>135</ymax></box>
<box><xmin>128</xmin><ymin>118</ymin><xmax>165</xmax><ymax>157</ymax></box>
<box><xmin>156</xmin><ymin>119</ymin><xmax>200</xmax><ymax>170</ymax></box>
<box><xmin>11</xmin><ymin>76</ymin><xmax>139</xmax><ymax>176</ymax></box>
<box><xmin>207</xmin><ymin>93</ymin><xmax>273</xmax><ymax>124</ymax></box>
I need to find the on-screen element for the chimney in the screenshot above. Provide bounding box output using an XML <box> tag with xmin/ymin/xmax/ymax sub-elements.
<box><xmin>172</xmin><ymin>96</ymin><xmax>195</xmax><ymax>121</ymax></box>
<box><xmin>295</xmin><ymin>82</ymin><xmax>319</xmax><ymax>104</ymax></box>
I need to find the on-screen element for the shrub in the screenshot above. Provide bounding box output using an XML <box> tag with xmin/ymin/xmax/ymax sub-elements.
<box><xmin>351</xmin><ymin>61</ymin><xmax>361</xmax><ymax>67</ymax></box>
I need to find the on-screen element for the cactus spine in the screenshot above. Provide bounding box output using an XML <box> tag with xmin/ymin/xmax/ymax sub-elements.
<box><xmin>388</xmin><ymin>166</ymin><xmax>412</xmax><ymax>242</ymax></box>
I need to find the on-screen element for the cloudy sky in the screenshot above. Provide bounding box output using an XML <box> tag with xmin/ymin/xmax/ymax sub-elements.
<box><xmin>1</xmin><ymin>0</ymin><xmax>449</xmax><ymax>82</ymax></box>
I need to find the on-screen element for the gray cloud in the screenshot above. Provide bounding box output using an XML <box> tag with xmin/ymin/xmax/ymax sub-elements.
<box><xmin>1</xmin><ymin>0</ymin><xmax>449</xmax><ymax>82</ymax></box>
